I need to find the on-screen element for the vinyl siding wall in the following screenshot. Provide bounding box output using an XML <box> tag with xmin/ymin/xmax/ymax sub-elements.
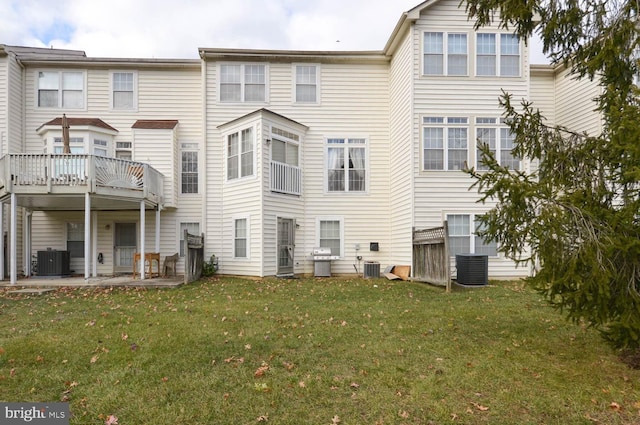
<box><xmin>389</xmin><ymin>28</ymin><xmax>415</xmax><ymax>267</ymax></box>
<box><xmin>554</xmin><ymin>66</ymin><xmax>603</xmax><ymax>135</ymax></box>
<box><xmin>411</xmin><ymin>0</ymin><xmax>531</xmax><ymax>278</ymax></box>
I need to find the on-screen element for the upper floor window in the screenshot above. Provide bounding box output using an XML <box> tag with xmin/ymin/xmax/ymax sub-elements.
<box><xmin>423</xmin><ymin>32</ymin><xmax>468</xmax><ymax>76</ymax></box>
<box><xmin>423</xmin><ymin>117</ymin><xmax>468</xmax><ymax>171</ymax></box>
<box><xmin>220</xmin><ymin>64</ymin><xmax>266</xmax><ymax>102</ymax></box>
<box><xmin>227</xmin><ymin>127</ymin><xmax>254</xmax><ymax>180</ymax></box>
<box><xmin>475</xmin><ymin>118</ymin><xmax>520</xmax><ymax>170</ymax></box>
<box><xmin>181</xmin><ymin>143</ymin><xmax>199</xmax><ymax>194</ymax></box>
<box><xmin>326</xmin><ymin>138</ymin><xmax>367</xmax><ymax>192</ymax></box>
<box><xmin>38</xmin><ymin>71</ymin><xmax>84</xmax><ymax>108</ymax></box>
<box><xmin>476</xmin><ymin>33</ymin><xmax>520</xmax><ymax>77</ymax></box>
<box><xmin>295</xmin><ymin>64</ymin><xmax>319</xmax><ymax>103</ymax></box>
<box><xmin>111</xmin><ymin>72</ymin><xmax>136</xmax><ymax>110</ymax></box>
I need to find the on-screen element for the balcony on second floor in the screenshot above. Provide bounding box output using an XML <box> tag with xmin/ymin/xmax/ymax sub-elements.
<box><xmin>270</xmin><ymin>161</ymin><xmax>301</xmax><ymax>196</ymax></box>
<box><xmin>0</xmin><ymin>154</ymin><xmax>164</xmax><ymax>210</ymax></box>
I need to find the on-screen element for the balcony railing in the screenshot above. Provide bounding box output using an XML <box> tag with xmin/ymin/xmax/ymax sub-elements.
<box><xmin>270</xmin><ymin>161</ymin><xmax>302</xmax><ymax>196</ymax></box>
<box><xmin>0</xmin><ymin>154</ymin><xmax>163</xmax><ymax>204</ymax></box>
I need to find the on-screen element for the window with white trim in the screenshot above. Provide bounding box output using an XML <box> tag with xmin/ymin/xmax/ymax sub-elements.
<box><xmin>447</xmin><ymin>214</ymin><xmax>497</xmax><ymax>257</ymax></box>
<box><xmin>318</xmin><ymin>219</ymin><xmax>342</xmax><ymax>257</ymax></box>
<box><xmin>179</xmin><ymin>222</ymin><xmax>200</xmax><ymax>257</ymax></box>
<box><xmin>422</xmin><ymin>117</ymin><xmax>468</xmax><ymax>171</ymax></box>
<box><xmin>295</xmin><ymin>65</ymin><xmax>318</xmax><ymax>103</ymax></box>
<box><xmin>111</xmin><ymin>72</ymin><xmax>136</xmax><ymax>110</ymax></box>
<box><xmin>115</xmin><ymin>141</ymin><xmax>132</xmax><ymax>160</ymax></box>
<box><xmin>476</xmin><ymin>33</ymin><xmax>520</xmax><ymax>76</ymax></box>
<box><xmin>423</xmin><ymin>32</ymin><xmax>468</xmax><ymax>76</ymax></box>
<box><xmin>38</xmin><ymin>71</ymin><xmax>84</xmax><ymax>108</ymax></box>
<box><xmin>475</xmin><ymin>118</ymin><xmax>520</xmax><ymax>170</ymax></box>
<box><xmin>93</xmin><ymin>139</ymin><xmax>108</xmax><ymax>157</ymax></box>
<box><xmin>227</xmin><ymin>127</ymin><xmax>254</xmax><ymax>180</ymax></box>
<box><xmin>326</xmin><ymin>138</ymin><xmax>367</xmax><ymax>192</ymax></box>
<box><xmin>220</xmin><ymin>64</ymin><xmax>266</xmax><ymax>102</ymax></box>
<box><xmin>234</xmin><ymin>218</ymin><xmax>248</xmax><ymax>258</ymax></box>
<box><xmin>181</xmin><ymin>143</ymin><xmax>198</xmax><ymax>194</ymax></box>
<box><xmin>67</xmin><ymin>222</ymin><xmax>84</xmax><ymax>258</ymax></box>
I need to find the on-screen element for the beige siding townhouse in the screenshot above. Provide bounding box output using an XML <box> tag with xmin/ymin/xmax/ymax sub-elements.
<box><xmin>0</xmin><ymin>0</ymin><xmax>602</xmax><ymax>283</ymax></box>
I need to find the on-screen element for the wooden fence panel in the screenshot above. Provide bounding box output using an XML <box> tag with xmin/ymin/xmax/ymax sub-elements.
<box><xmin>412</xmin><ymin>222</ymin><xmax>451</xmax><ymax>292</ymax></box>
<box><xmin>184</xmin><ymin>230</ymin><xmax>204</xmax><ymax>284</ymax></box>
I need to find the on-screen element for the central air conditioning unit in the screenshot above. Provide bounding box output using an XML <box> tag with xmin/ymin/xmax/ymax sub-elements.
<box><xmin>455</xmin><ymin>254</ymin><xmax>488</xmax><ymax>286</ymax></box>
<box><xmin>37</xmin><ymin>250</ymin><xmax>71</xmax><ymax>276</ymax></box>
<box><xmin>363</xmin><ymin>261</ymin><xmax>380</xmax><ymax>278</ymax></box>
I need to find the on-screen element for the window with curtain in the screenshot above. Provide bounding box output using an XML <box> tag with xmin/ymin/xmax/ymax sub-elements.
<box><xmin>295</xmin><ymin>65</ymin><xmax>318</xmax><ymax>103</ymax></box>
<box><xmin>326</xmin><ymin>138</ymin><xmax>367</xmax><ymax>192</ymax></box>
<box><xmin>234</xmin><ymin>218</ymin><xmax>248</xmax><ymax>258</ymax></box>
<box><xmin>112</xmin><ymin>72</ymin><xmax>135</xmax><ymax>109</ymax></box>
<box><xmin>220</xmin><ymin>64</ymin><xmax>266</xmax><ymax>102</ymax></box>
<box><xmin>476</xmin><ymin>33</ymin><xmax>520</xmax><ymax>76</ymax></box>
<box><xmin>500</xmin><ymin>34</ymin><xmax>520</xmax><ymax>76</ymax></box>
<box><xmin>476</xmin><ymin>33</ymin><xmax>496</xmax><ymax>76</ymax></box>
<box><xmin>319</xmin><ymin>219</ymin><xmax>342</xmax><ymax>256</ymax></box>
<box><xmin>447</xmin><ymin>33</ymin><xmax>467</xmax><ymax>75</ymax></box>
<box><xmin>181</xmin><ymin>143</ymin><xmax>198</xmax><ymax>193</ymax></box>
<box><xmin>38</xmin><ymin>71</ymin><xmax>84</xmax><ymax>108</ymax></box>
<box><xmin>423</xmin><ymin>32</ymin><xmax>444</xmax><ymax>75</ymax></box>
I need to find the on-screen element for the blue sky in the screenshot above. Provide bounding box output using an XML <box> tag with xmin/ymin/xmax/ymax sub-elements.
<box><xmin>0</xmin><ymin>0</ymin><xmax>548</xmax><ymax>62</ymax></box>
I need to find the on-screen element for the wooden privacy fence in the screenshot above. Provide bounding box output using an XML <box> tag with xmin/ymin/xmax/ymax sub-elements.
<box><xmin>412</xmin><ymin>222</ymin><xmax>452</xmax><ymax>292</ymax></box>
<box><xmin>184</xmin><ymin>229</ymin><xmax>204</xmax><ymax>284</ymax></box>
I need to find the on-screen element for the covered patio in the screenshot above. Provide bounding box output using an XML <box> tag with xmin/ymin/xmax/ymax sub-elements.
<box><xmin>0</xmin><ymin>153</ymin><xmax>165</xmax><ymax>284</ymax></box>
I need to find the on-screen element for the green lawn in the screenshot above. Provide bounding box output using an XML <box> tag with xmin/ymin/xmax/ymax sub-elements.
<box><xmin>1</xmin><ymin>277</ymin><xmax>639</xmax><ymax>424</ymax></box>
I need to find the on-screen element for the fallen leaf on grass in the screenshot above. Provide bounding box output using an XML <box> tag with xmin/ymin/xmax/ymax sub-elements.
<box><xmin>350</xmin><ymin>382</ymin><xmax>360</xmax><ymax>389</ymax></box>
<box><xmin>609</xmin><ymin>402</ymin><xmax>621</xmax><ymax>410</ymax></box>
<box><xmin>471</xmin><ymin>402</ymin><xmax>489</xmax><ymax>411</ymax></box>
<box><xmin>298</xmin><ymin>381</ymin><xmax>306</xmax><ymax>388</ymax></box>
<box><xmin>105</xmin><ymin>415</ymin><xmax>118</xmax><ymax>425</ymax></box>
<box><xmin>398</xmin><ymin>410</ymin><xmax>409</xmax><ymax>419</ymax></box>
<box><xmin>331</xmin><ymin>415</ymin><xmax>341</xmax><ymax>424</ymax></box>
<box><xmin>0</xmin><ymin>347</ymin><xmax>5</xmax><ymax>355</ymax></box>
<box><xmin>90</xmin><ymin>355</ymin><xmax>99</xmax><ymax>364</ymax></box>
<box><xmin>254</xmin><ymin>363</ymin><xmax>270</xmax><ymax>378</ymax></box>
<box><xmin>257</xmin><ymin>415</ymin><xmax>268</xmax><ymax>422</ymax></box>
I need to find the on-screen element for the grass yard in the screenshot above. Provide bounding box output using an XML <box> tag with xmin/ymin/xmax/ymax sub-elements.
<box><xmin>1</xmin><ymin>277</ymin><xmax>639</xmax><ymax>424</ymax></box>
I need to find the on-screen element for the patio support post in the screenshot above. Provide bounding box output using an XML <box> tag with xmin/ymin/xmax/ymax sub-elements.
<box><xmin>0</xmin><ymin>203</ymin><xmax>4</xmax><ymax>281</ymax></box>
<box><xmin>140</xmin><ymin>200</ymin><xmax>145</xmax><ymax>280</ymax></box>
<box><xmin>92</xmin><ymin>211</ymin><xmax>98</xmax><ymax>277</ymax></box>
<box><xmin>84</xmin><ymin>193</ymin><xmax>90</xmax><ymax>280</ymax></box>
<box><xmin>25</xmin><ymin>210</ymin><xmax>32</xmax><ymax>277</ymax></box>
<box><xmin>155</xmin><ymin>207</ymin><xmax>160</xmax><ymax>254</ymax></box>
<box><xmin>10</xmin><ymin>193</ymin><xmax>16</xmax><ymax>284</ymax></box>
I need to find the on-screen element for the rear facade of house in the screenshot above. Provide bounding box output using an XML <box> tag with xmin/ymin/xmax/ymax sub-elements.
<box><xmin>0</xmin><ymin>0</ymin><xmax>601</xmax><ymax>283</ymax></box>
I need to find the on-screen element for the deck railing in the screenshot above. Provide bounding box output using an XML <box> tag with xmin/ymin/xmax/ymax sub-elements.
<box><xmin>0</xmin><ymin>154</ymin><xmax>163</xmax><ymax>203</ymax></box>
<box><xmin>270</xmin><ymin>161</ymin><xmax>302</xmax><ymax>196</ymax></box>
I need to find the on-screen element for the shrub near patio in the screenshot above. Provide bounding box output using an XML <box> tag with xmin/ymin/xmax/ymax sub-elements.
<box><xmin>1</xmin><ymin>277</ymin><xmax>639</xmax><ymax>424</ymax></box>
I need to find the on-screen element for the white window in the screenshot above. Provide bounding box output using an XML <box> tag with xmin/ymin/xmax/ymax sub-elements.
<box><xmin>423</xmin><ymin>32</ymin><xmax>467</xmax><ymax>76</ymax></box>
<box><xmin>234</xmin><ymin>218</ymin><xmax>249</xmax><ymax>258</ymax></box>
<box><xmin>476</xmin><ymin>33</ymin><xmax>520</xmax><ymax>77</ymax></box>
<box><xmin>475</xmin><ymin>118</ymin><xmax>520</xmax><ymax>170</ymax></box>
<box><xmin>422</xmin><ymin>117</ymin><xmax>468</xmax><ymax>171</ymax></box>
<box><xmin>111</xmin><ymin>72</ymin><xmax>136</xmax><ymax>110</ymax></box>
<box><xmin>53</xmin><ymin>137</ymin><xmax>84</xmax><ymax>154</ymax></box>
<box><xmin>326</xmin><ymin>138</ymin><xmax>367</xmax><ymax>192</ymax></box>
<box><xmin>38</xmin><ymin>71</ymin><xmax>84</xmax><ymax>108</ymax></box>
<box><xmin>181</xmin><ymin>143</ymin><xmax>198</xmax><ymax>194</ymax></box>
<box><xmin>93</xmin><ymin>139</ymin><xmax>108</xmax><ymax>157</ymax></box>
<box><xmin>227</xmin><ymin>127</ymin><xmax>254</xmax><ymax>180</ymax></box>
<box><xmin>220</xmin><ymin>64</ymin><xmax>266</xmax><ymax>102</ymax></box>
<box><xmin>115</xmin><ymin>141</ymin><xmax>132</xmax><ymax>160</ymax></box>
<box><xmin>67</xmin><ymin>222</ymin><xmax>84</xmax><ymax>258</ymax></box>
<box><xmin>294</xmin><ymin>64</ymin><xmax>318</xmax><ymax>103</ymax></box>
<box><xmin>271</xmin><ymin>127</ymin><xmax>299</xmax><ymax>166</ymax></box>
<box><xmin>318</xmin><ymin>218</ymin><xmax>343</xmax><ymax>257</ymax></box>
<box><xmin>179</xmin><ymin>222</ymin><xmax>200</xmax><ymax>257</ymax></box>
<box><xmin>447</xmin><ymin>214</ymin><xmax>497</xmax><ymax>257</ymax></box>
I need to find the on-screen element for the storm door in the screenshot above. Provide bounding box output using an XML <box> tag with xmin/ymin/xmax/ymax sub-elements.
<box><xmin>114</xmin><ymin>223</ymin><xmax>137</xmax><ymax>272</ymax></box>
<box><xmin>277</xmin><ymin>218</ymin><xmax>295</xmax><ymax>275</ymax></box>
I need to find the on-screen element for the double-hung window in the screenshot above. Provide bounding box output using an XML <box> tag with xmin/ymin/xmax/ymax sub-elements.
<box><xmin>67</xmin><ymin>223</ymin><xmax>85</xmax><ymax>258</ymax></box>
<box><xmin>476</xmin><ymin>33</ymin><xmax>520</xmax><ymax>76</ymax></box>
<box><xmin>318</xmin><ymin>218</ymin><xmax>342</xmax><ymax>257</ymax></box>
<box><xmin>227</xmin><ymin>127</ymin><xmax>254</xmax><ymax>180</ymax></box>
<box><xmin>295</xmin><ymin>65</ymin><xmax>318</xmax><ymax>103</ymax></box>
<box><xmin>112</xmin><ymin>72</ymin><xmax>136</xmax><ymax>110</ymax></box>
<box><xmin>476</xmin><ymin>118</ymin><xmax>520</xmax><ymax>170</ymax></box>
<box><xmin>326</xmin><ymin>138</ymin><xmax>367</xmax><ymax>192</ymax></box>
<box><xmin>38</xmin><ymin>71</ymin><xmax>84</xmax><ymax>108</ymax></box>
<box><xmin>423</xmin><ymin>32</ymin><xmax>467</xmax><ymax>76</ymax></box>
<box><xmin>220</xmin><ymin>64</ymin><xmax>266</xmax><ymax>102</ymax></box>
<box><xmin>234</xmin><ymin>217</ymin><xmax>249</xmax><ymax>258</ymax></box>
<box><xmin>447</xmin><ymin>214</ymin><xmax>497</xmax><ymax>257</ymax></box>
<box><xmin>422</xmin><ymin>117</ymin><xmax>468</xmax><ymax>171</ymax></box>
<box><xmin>181</xmin><ymin>143</ymin><xmax>199</xmax><ymax>194</ymax></box>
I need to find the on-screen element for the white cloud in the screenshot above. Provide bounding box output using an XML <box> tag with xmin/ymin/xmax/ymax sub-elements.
<box><xmin>0</xmin><ymin>0</ymin><xmax>548</xmax><ymax>63</ymax></box>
